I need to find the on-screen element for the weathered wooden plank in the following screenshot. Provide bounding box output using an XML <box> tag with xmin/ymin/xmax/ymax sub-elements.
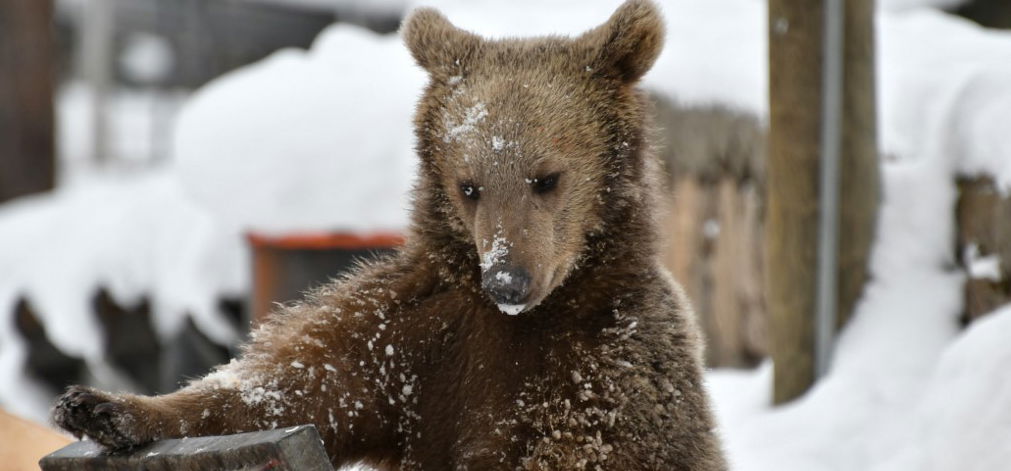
<box><xmin>0</xmin><ymin>408</ymin><xmax>71</xmax><ymax>471</ymax></box>
<box><xmin>740</xmin><ymin>183</ymin><xmax>768</xmax><ymax>358</ymax></box>
<box><xmin>40</xmin><ymin>425</ymin><xmax>334</xmax><ymax>471</ymax></box>
<box><xmin>710</xmin><ymin>179</ymin><xmax>741</xmax><ymax>366</ymax></box>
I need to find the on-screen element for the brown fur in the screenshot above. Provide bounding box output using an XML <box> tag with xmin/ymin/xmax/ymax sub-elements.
<box><xmin>52</xmin><ymin>1</ymin><xmax>726</xmax><ymax>469</ymax></box>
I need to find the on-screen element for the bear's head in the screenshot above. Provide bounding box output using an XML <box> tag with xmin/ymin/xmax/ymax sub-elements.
<box><xmin>403</xmin><ymin>0</ymin><xmax>664</xmax><ymax>315</ymax></box>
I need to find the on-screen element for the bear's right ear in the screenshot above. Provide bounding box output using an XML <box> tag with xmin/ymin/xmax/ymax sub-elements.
<box><xmin>579</xmin><ymin>0</ymin><xmax>665</xmax><ymax>83</ymax></box>
<box><xmin>401</xmin><ymin>8</ymin><xmax>482</xmax><ymax>75</ymax></box>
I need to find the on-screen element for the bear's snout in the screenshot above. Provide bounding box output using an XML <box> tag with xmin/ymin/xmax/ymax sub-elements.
<box><xmin>482</xmin><ymin>265</ymin><xmax>532</xmax><ymax>311</ymax></box>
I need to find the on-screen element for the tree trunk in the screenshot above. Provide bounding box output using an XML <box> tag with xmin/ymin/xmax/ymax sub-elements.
<box><xmin>0</xmin><ymin>0</ymin><xmax>55</xmax><ymax>203</ymax></box>
<box><xmin>766</xmin><ymin>0</ymin><xmax>879</xmax><ymax>403</ymax></box>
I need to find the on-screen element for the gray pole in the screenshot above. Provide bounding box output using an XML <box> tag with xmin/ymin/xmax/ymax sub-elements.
<box><xmin>815</xmin><ymin>0</ymin><xmax>844</xmax><ymax>378</ymax></box>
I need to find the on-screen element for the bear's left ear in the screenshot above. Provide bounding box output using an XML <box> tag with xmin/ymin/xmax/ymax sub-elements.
<box><xmin>580</xmin><ymin>0</ymin><xmax>665</xmax><ymax>83</ymax></box>
<box><xmin>401</xmin><ymin>8</ymin><xmax>482</xmax><ymax>75</ymax></box>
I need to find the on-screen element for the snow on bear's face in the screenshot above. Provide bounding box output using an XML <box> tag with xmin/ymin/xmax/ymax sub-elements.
<box><xmin>404</xmin><ymin>0</ymin><xmax>664</xmax><ymax>314</ymax></box>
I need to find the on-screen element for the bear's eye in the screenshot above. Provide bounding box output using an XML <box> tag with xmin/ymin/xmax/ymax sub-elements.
<box><xmin>460</xmin><ymin>182</ymin><xmax>480</xmax><ymax>201</ymax></box>
<box><xmin>531</xmin><ymin>173</ymin><xmax>560</xmax><ymax>195</ymax></box>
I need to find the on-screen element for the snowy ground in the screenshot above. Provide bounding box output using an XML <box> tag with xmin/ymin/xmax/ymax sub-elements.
<box><xmin>1</xmin><ymin>1</ymin><xmax>1009</xmax><ymax>469</ymax></box>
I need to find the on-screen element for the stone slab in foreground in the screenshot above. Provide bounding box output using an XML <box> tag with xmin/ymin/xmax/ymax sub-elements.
<box><xmin>39</xmin><ymin>424</ymin><xmax>334</xmax><ymax>471</ymax></box>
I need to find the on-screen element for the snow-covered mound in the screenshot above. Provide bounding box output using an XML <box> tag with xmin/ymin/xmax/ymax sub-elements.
<box><xmin>879</xmin><ymin>10</ymin><xmax>1011</xmax><ymax>191</ymax></box>
<box><xmin>708</xmin><ymin>307</ymin><xmax>1011</xmax><ymax>471</ymax></box>
<box><xmin>881</xmin><ymin>305</ymin><xmax>1011</xmax><ymax>470</ymax></box>
<box><xmin>0</xmin><ymin>170</ymin><xmax>246</xmax><ymax>420</ymax></box>
<box><xmin>173</xmin><ymin>25</ymin><xmax>423</xmax><ymax>235</ymax></box>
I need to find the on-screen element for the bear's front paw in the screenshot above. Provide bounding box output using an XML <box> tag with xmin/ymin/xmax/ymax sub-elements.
<box><xmin>52</xmin><ymin>385</ymin><xmax>151</xmax><ymax>450</ymax></box>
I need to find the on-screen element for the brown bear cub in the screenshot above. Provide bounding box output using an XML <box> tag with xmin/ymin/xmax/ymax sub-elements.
<box><xmin>53</xmin><ymin>1</ymin><xmax>727</xmax><ymax>469</ymax></box>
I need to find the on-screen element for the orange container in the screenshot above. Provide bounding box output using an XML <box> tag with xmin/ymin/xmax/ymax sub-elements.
<box><xmin>247</xmin><ymin>231</ymin><xmax>405</xmax><ymax>326</ymax></box>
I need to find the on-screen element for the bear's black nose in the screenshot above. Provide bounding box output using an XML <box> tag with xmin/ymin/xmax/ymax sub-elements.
<box><xmin>482</xmin><ymin>265</ymin><xmax>532</xmax><ymax>306</ymax></box>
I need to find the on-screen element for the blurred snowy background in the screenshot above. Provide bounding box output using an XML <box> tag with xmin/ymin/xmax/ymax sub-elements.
<box><xmin>1</xmin><ymin>0</ymin><xmax>1011</xmax><ymax>469</ymax></box>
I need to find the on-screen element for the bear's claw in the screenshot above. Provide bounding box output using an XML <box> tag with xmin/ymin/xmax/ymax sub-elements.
<box><xmin>52</xmin><ymin>385</ymin><xmax>146</xmax><ymax>450</ymax></box>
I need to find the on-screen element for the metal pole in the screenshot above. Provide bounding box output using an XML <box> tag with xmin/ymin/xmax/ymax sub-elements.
<box><xmin>815</xmin><ymin>0</ymin><xmax>845</xmax><ymax>378</ymax></box>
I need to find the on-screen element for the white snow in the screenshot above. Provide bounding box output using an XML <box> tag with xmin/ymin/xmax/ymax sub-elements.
<box><xmin>443</xmin><ymin>102</ymin><xmax>489</xmax><ymax>143</ymax></box>
<box><xmin>490</xmin><ymin>135</ymin><xmax>508</xmax><ymax>152</ymax></box>
<box><xmin>964</xmin><ymin>244</ymin><xmax>1003</xmax><ymax>281</ymax></box>
<box><xmin>709</xmin><ymin>306</ymin><xmax>1011</xmax><ymax>471</ymax></box>
<box><xmin>879</xmin><ymin>9</ymin><xmax>1011</xmax><ymax>194</ymax></box>
<box><xmin>173</xmin><ymin>24</ymin><xmax>423</xmax><ymax>235</ymax></box>
<box><xmin>480</xmin><ymin>233</ymin><xmax>510</xmax><ymax>272</ymax></box>
<box><xmin>497</xmin><ymin>303</ymin><xmax>525</xmax><ymax>316</ymax></box>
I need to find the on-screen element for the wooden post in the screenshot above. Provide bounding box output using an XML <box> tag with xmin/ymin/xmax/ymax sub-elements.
<box><xmin>766</xmin><ymin>0</ymin><xmax>879</xmax><ymax>403</ymax></box>
<box><xmin>0</xmin><ymin>0</ymin><xmax>55</xmax><ymax>203</ymax></box>
<box><xmin>767</xmin><ymin>0</ymin><xmax>822</xmax><ymax>403</ymax></box>
<box><xmin>956</xmin><ymin>177</ymin><xmax>1011</xmax><ymax>323</ymax></box>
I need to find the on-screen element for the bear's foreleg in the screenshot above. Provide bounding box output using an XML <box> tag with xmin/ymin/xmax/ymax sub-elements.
<box><xmin>53</xmin><ymin>326</ymin><xmax>404</xmax><ymax>465</ymax></box>
<box><xmin>52</xmin><ymin>383</ymin><xmax>253</xmax><ymax>450</ymax></box>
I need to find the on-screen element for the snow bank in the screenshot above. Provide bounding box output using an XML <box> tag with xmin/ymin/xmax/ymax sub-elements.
<box><xmin>709</xmin><ymin>307</ymin><xmax>1011</xmax><ymax>471</ymax></box>
<box><xmin>877</xmin><ymin>305</ymin><xmax>1011</xmax><ymax>470</ymax></box>
<box><xmin>173</xmin><ymin>25</ymin><xmax>423</xmax><ymax>235</ymax></box>
<box><xmin>879</xmin><ymin>10</ymin><xmax>1011</xmax><ymax>192</ymax></box>
<box><xmin>0</xmin><ymin>170</ymin><xmax>247</xmax><ymax>420</ymax></box>
<box><xmin>0</xmin><ymin>171</ymin><xmax>247</xmax><ymax>352</ymax></box>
